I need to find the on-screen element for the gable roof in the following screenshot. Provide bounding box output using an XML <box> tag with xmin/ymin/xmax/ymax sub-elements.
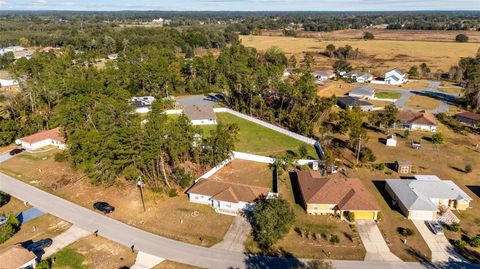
<box><xmin>337</xmin><ymin>96</ymin><xmax>373</xmax><ymax>107</ymax></box>
<box><xmin>456</xmin><ymin>111</ymin><xmax>480</xmax><ymax>121</ymax></box>
<box><xmin>296</xmin><ymin>171</ymin><xmax>379</xmax><ymax>211</ymax></box>
<box><xmin>397</xmin><ymin>110</ymin><xmax>437</xmax><ymax>126</ymax></box>
<box><xmin>0</xmin><ymin>245</ymin><xmax>36</xmax><ymax>268</ymax></box>
<box><xmin>386</xmin><ymin>177</ymin><xmax>472</xmax><ymax>211</ymax></box>
<box><xmin>20</xmin><ymin>127</ymin><xmax>65</xmax><ymax>144</ymax></box>
<box><xmin>187</xmin><ymin>179</ymin><xmax>270</xmax><ymax>204</ymax></box>
<box><xmin>131</xmin><ymin>96</ymin><xmax>155</xmax><ymax>108</ymax></box>
<box><xmin>388</xmin><ymin>68</ymin><xmax>406</xmax><ymax>77</ymax></box>
<box><xmin>348</xmin><ymin>86</ymin><xmax>375</xmax><ymax>97</ymax></box>
<box><xmin>183</xmin><ymin>105</ymin><xmax>216</xmax><ymax>121</ymax></box>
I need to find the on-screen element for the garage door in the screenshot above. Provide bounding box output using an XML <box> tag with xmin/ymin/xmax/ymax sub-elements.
<box><xmin>353</xmin><ymin>211</ymin><xmax>376</xmax><ymax>220</ymax></box>
<box><xmin>409</xmin><ymin>210</ymin><xmax>435</xmax><ymax>220</ymax></box>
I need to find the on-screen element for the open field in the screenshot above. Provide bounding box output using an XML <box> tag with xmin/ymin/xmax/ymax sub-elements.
<box><xmin>0</xmin><ymin>150</ymin><xmax>233</xmax><ymax>247</ymax></box>
<box><xmin>209</xmin><ymin>159</ymin><xmax>273</xmax><ymax>189</ymax></box>
<box><xmin>404</xmin><ymin>95</ymin><xmax>441</xmax><ymax>110</ymax></box>
<box><xmin>240</xmin><ymin>35</ymin><xmax>480</xmax><ymax>71</ymax></box>
<box><xmin>199</xmin><ymin>112</ymin><xmax>317</xmax><ymax>157</ymax></box>
<box><xmin>375</xmin><ymin>90</ymin><xmax>401</xmax><ymax>99</ymax></box>
<box><xmin>333</xmin><ymin>122</ymin><xmax>480</xmax><ymax>262</ymax></box>
<box><xmin>52</xmin><ymin>235</ymin><xmax>137</xmax><ymax>269</ymax></box>
<box><xmin>261</xmin><ymin>29</ymin><xmax>480</xmax><ymax>43</ymax></box>
<box><xmin>317</xmin><ymin>82</ymin><xmax>356</xmax><ymax>97</ymax></box>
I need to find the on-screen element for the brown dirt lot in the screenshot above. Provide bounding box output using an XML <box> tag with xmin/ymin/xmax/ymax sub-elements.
<box><xmin>333</xmin><ymin>123</ymin><xmax>480</xmax><ymax>262</ymax></box>
<box><xmin>240</xmin><ymin>35</ymin><xmax>480</xmax><ymax>71</ymax></box>
<box><xmin>154</xmin><ymin>260</ymin><xmax>204</xmax><ymax>269</ymax></box>
<box><xmin>209</xmin><ymin>159</ymin><xmax>273</xmax><ymax>189</ymax></box>
<box><xmin>405</xmin><ymin>95</ymin><xmax>441</xmax><ymax>110</ymax></box>
<box><xmin>317</xmin><ymin>82</ymin><xmax>356</xmax><ymax>97</ymax></box>
<box><xmin>0</xmin><ymin>150</ymin><xmax>233</xmax><ymax>247</ymax></box>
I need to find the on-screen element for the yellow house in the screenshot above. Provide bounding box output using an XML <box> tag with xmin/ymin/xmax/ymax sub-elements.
<box><xmin>296</xmin><ymin>171</ymin><xmax>380</xmax><ymax>221</ymax></box>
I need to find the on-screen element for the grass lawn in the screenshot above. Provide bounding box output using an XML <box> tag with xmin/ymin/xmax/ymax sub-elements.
<box><xmin>199</xmin><ymin>112</ymin><xmax>317</xmax><ymax>158</ymax></box>
<box><xmin>0</xmin><ymin>150</ymin><xmax>233</xmax><ymax>247</ymax></box>
<box><xmin>368</xmin><ymin>100</ymin><xmax>394</xmax><ymax>108</ymax></box>
<box><xmin>55</xmin><ymin>248</ymin><xmax>87</xmax><ymax>269</ymax></box>
<box><xmin>405</xmin><ymin>95</ymin><xmax>441</xmax><ymax>110</ymax></box>
<box><xmin>374</xmin><ymin>91</ymin><xmax>401</xmax><ymax>99</ymax></box>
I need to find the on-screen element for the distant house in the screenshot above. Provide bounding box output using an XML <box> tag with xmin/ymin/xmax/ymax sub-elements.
<box><xmin>348</xmin><ymin>86</ymin><xmax>375</xmax><ymax>99</ymax></box>
<box><xmin>187</xmin><ymin>179</ymin><xmax>271</xmax><ymax>215</ymax></box>
<box><xmin>312</xmin><ymin>70</ymin><xmax>335</xmax><ymax>82</ymax></box>
<box><xmin>0</xmin><ymin>245</ymin><xmax>37</xmax><ymax>269</ymax></box>
<box><xmin>15</xmin><ymin>127</ymin><xmax>65</xmax><ymax>151</ymax></box>
<box><xmin>0</xmin><ymin>46</ymin><xmax>27</xmax><ymax>55</ymax></box>
<box><xmin>386</xmin><ymin>135</ymin><xmax>397</xmax><ymax>147</ymax></box>
<box><xmin>0</xmin><ymin>79</ymin><xmax>19</xmax><ymax>90</ymax></box>
<box><xmin>296</xmin><ymin>171</ymin><xmax>380</xmax><ymax>220</ymax></box>
<box><xmin>183</xmin><ymin>105</ymin><xmax>217</xmax><ymax>125</ymax></box>
<box><xmin>107</xmin><ymin>53</ymin><xmax>118</xmax><ymax>60</ymax></box>
<box><xmin>385</xmin><ymin>68</ymin><xmax>408</xmax><ymax>85</ymax></box>
<box><xmin>455</xmin><ymin>111</ymin><xmax>480</xmax><ymax>127</ymax></box>
<box><xmin>395</xmin><ymin>160</ymin><xmax>412</xmax><ymax>174</ymax></box>
<box><xmin>385</xmin><ymin>175</ymin><xmax>472</xmax><ymax>220</ymax></box>
<box><xmin>337</xmin><ymin>96</ymin><xmax>374</xmax><ymax>112</ymax></box>
<box><xmin>343</xmin><ymin>71</ymin><xmax>373</xmax><ymax>83</ymax></box>
<box><xmin>131</xmin><ymin>96</ymin><xmax>155</xmax><ymax>113</ymax></box>
<box><xmin>396</xmin><ymin>110</ymin><xmax>437</xmax><ymax>132</ymax></box>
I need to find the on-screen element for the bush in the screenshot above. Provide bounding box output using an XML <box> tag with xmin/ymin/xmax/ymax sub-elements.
<box><xmin>36</xmin><ymin>260</ymin><xmax>52</xmax><ymax>269</ymax></box>
<box><xmin>403</xmin><ymin>129</ymin><xmax>410</xmax><ymax>138</ymax></box>
<box><xmin>400</xmin><ymin>227</ymin><xmax>414</xmax><ymax>237</ymax></box>
<box><xmin>470</xmin><ymin>236</ymin><xmax>480</xmax><ymax>247</ymax></box>
<box><xmin>376</xmin><ymin>211</ymin><xmax>382</xmax><ymax>221</ymax></box>
<box><xmin>54</xmin><ymin>152</ymin><xmax>66</xmax><ymax>162</ymax></box>
<box><xmin>123</xmin><ymin>165</ymin><xmax>141</xmax><ymax>181</ymax></box>
<box><xmin>455</xmin><ymin>34</ymin><xmax>469</xmax><ymax>43</ymax></box>
<box><xmin>168</xmin><ymin>188</ymin><xmax>178</xmax><ymax>197</ymax></box>
<box><xmin>447</xmin><ymin>222</ymin><xmax>460</xmax><ymax>232</ymax></box>
<box><xmin>298</xmin><ymin>145</ymin><xmax>309</xmax><ymax>159</ymax></box>
<box><xmin>454</xmin><ymin>239</ymin><xmax>467</xmax><ymax>250</ymax></box>
<box><xmin>465</xmin><ymin>164</ymin><xmax>472</xmax><ymax>173</ymax></box>
<box><xmin>346</xmin><ymin>211</ymin><xmax>354</xmax><ymax>222</ymax></box>
<box><xmin>174</xmin><ymin>168</ymin><xmax>193</xmax><ymax>188</ymax></box>
<box><xmin>0</xmin><ymin>214</ymin><xmax>21</xmax><ymax>244</ymax></box>
<box><xmin>360</xmin><ymin>147</ymin><xmax>376</xmax><ymax>162</ymax></box>
<box><xmin>377</xmin><ymin>163</ymin><xmax>385</xmax><ymax>171</ymax></box>
<box><xmin>363</xmin><ymin>32</ymin><xmax>375</xmax><ymax>40</ymax></box>
<box><xmin>431</xmin><ymin>133</ymin><xmax>444</xmax><ymax>144</ymax></box>
<box><xmin>329</xmin><ymin>234</ymin><xmax>340</xmax><ymax>244</ymax></box>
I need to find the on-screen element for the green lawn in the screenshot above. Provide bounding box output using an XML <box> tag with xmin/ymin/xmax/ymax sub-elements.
<box><xmin>198</xmin><ymin>113</ymin><xmax>317</xmax><ymax>157</ymax></box>
<box><xmin>374</xmin><ymin>91</ymin><xmax>401</xmax><ymax>99</ymax></box>
<box><xmin>53</xmin><ymin>248</ymin><xmax>86</xmax><ymax>269</ymax></box>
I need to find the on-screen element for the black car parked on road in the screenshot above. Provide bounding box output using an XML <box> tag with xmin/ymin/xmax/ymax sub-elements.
<box><xmin>93</xmin><ymin>201</ymin><xmax>115</xmax><ymax>214</ymax></box>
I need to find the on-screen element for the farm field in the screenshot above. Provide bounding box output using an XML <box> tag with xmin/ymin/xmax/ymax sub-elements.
<box><xmin>334</xmin><ymin>123</ymin><xmax>480</xmax><ymax>262</ymax></box>
<box><xmin>0</xmin><ymin>150</ymin><xmax>234</xmax><ymax>247</ymax></box>
<box><xmin>199</xmin><ymin>112</ymin><xmax>317</xmax><ymax>158</ymax></box>
<box><xmin>240</xmin><ymin>35</ymin><xmax>479</xmax><ymax>71</ymax></box>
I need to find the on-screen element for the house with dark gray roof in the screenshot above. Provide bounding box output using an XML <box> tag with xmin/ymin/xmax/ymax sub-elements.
<box><xmin>131</xmin><ymin>96</ymin><xmax>155</xmax><ymax>113</ymax></box>
<box><xmin>348</xmin><ymin>86</ymin><xmax>375</xmax><ymax>99</ymax></box>
<box><xmin>385</xmin><ymin>175</ymin><xmax>472</xmax><ymax>220</ymax></box>
<box><xmin>337</xmin><ymin>96</ymin><xmax>374</xmax><ymax>112</ymax></box>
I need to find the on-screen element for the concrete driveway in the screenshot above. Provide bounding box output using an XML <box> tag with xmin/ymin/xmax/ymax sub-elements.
<box><xmin>213</xmin><ymin>214</ymin><xmax>251</xmax><ymax>252</ymax></box>
<box><xmin>412</xmin><ymin>220</ymin><xmax>466</xmax><ymax>263</ymax></box>
<box><xmin>42</xmin><ymin>225</ymin><xmax>90</xmax><ymax>258</ymax></box>
<box><xmin>0</xmin><ymin>152</ymin><xmax>14</xmax><ymax>163</ymax></box>
<box><xmin>356</xmin><ymin>220</ymin><xmax>401</xmax><ymax>262</ymax></box>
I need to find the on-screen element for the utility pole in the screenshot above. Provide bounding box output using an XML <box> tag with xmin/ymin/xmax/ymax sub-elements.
<box><xmin>356</xmin><ymin>135</ymin><xmax>362</xmax><ymax>165</ymax></box>
<box><xmin>137</xmin><ymin>177</ymin><xmax>146</xmax><ymax>212</ymax></box>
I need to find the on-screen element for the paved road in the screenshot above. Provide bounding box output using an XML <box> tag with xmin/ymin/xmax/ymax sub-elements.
<box><xmin>0</xmin><ymin>173</ymin><xmax>475</xmax><ymax>269</ymax></box>
<box><xmin>356</xmin><ymin>220</ymin><xmax>401</xmax><ymax>262</ymax></box>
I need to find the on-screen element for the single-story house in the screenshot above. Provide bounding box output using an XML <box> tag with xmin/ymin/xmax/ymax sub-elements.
<box><xmin>0</xmin><ymin>245</ymin><xmax>37</xmax><ymax>269</ymax></box>
<box><xmin>396</xmin><ymin>110</ymin><xmax>437</xmax><ymax>132</ymax></box>
<box><xmin>0</xmin><ymin>46</ymin><xmax>27</xmax><ymax>55</ymax></box>
<box><xmin>385</xmin><ymin>68</ymin><xmax>408</xmax><ymax>85</ymax></box>
<box><xmin>15</xmin><ymin>127</ymin><xmax>66</xmax><ymax>151</ymax></box>
<box><xmin>385</xmin><ymin>175</ymin><xmax>472</xmax><ymax>220</ymax></box>
<box><xmin>183</xmin><ymin>105</ymin><xmax>217</xmax><ymax>125</ymax></box>
<box><xmin>386</xmin><ymin>135</ymin><xmax>397</xmax><ymax>147</ymax></box>
<box><xmin>395</xmin><ymin>160</ymin><xmax>412</xmax><ymax>174</ymax></box>
<box><xmin>348</xmin><ymin>86</ymin><xmax>375</xmax><ymax>100</ymax></box>
<box><xmin>131</xmin><ymin>96</ymin><xmax>155</xmax><ymax>113</ymax></box>
<box><xmin>187</xmin><ymin>179</ymin><xmax>271</xmax><ymax>215</ymax></box>
<box><xmin>296</xmin><ymin>171</ymin><xmax>380</xmax><ymax>220</ymax></box>
<box><xmin>343</xmin><ymin>71</ymin><xmax>373</xmax><ymax>83</ymax></box>
<box><xmin>0</xmin><ymin>79</ymin><xmax>19</xmax><ymax>89</ymax></box>
<box><xmin>312</xmin><ymin>70</ymin><xmax>335</xmax><ymax>82</ymax></box>
<box><xmin>107</xmin><ymin>53</ymin><xmax>118</xmax><ymax>60</ymax></box>
<box><xmin>337</xmin><ymin>96</ymin><xmax>374</xmax><ymax>112</ymax></box>
<box><xmin>455</xmin><ymin>111</ymin><xmax>480</xmax><ymax>127</ymax></box>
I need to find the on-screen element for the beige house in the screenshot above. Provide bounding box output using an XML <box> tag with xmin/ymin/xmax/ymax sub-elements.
<box><xmin>0</xmin><ymin>245</ymin><xmax>37</xmax><ymax>269</ymax></box>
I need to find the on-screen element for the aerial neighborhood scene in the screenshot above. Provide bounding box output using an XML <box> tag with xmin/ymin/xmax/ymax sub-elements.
<box><xmin>1</xmin><ymin>1</ymin><xmax>480</xmax><ymax>269</ymax></box>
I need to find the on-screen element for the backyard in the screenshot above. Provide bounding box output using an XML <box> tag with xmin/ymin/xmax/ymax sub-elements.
<box><xmin>405</xmin><ymin>95</ymin><xmax>441</xmax><ymax>110</ymax></box>
<box><xmin>209</xmin><ymin>159</ymin><xmax>273</xmax><ymax>189</ymax></box>
<box><xmin>374</xmin><ymin>90</ymin><xmax>401</xmax><ymax>99</ymax></box>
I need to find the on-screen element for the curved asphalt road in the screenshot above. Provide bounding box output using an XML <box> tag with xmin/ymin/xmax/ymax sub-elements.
<box><xmin>0</xmin><ymin>172</ymin><xmax>470</xmax><ymax>269</ymax></box>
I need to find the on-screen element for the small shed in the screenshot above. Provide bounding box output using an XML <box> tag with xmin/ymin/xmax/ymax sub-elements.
<box><xmin>386</xmin><ymin>135</ymin><xmax>397</xmax><ymax>147</ymax></box>
<box><xmin>395</xmin><ymin>160</ymin><xmax>412</xmax><ymax>174</ymax></box>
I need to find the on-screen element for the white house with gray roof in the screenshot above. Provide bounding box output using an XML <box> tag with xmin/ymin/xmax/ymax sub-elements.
<box><xmin>385</xmin><ymin>175</ymin><xmax>472</xmax><ymax>220</ymax></box>
<box><xmin>348</xmin><ymin>86</ymin><xmax>375</xmax><ymax>100</ymax></box>
<box><xmin>183</xmin><ymin>105</ymin><xmax>217</xmax><ymax>125</ymax></box>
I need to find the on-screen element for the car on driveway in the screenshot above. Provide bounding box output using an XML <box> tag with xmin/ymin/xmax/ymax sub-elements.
<box><xmin>9</xmin><ymin>148</ymin><xmax>25</xmax><ymax>156</ymax></box>
<box><xmin>427</xmin><ymin>220</ymin><xmax>444</xmax><ymax>235</ymax></box>
<box><xmin>27</xmin><ymin>238</ymin><xmax>53</xmax><ymax>252</ymax></box>
<box><xmin>93</xmin><ymin>201</ymin><xmax>115</xmax><ymax>214</ymax></box>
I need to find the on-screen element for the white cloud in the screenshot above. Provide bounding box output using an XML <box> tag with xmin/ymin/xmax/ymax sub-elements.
<box><xmin>0</xmin><ymin>0</ymin><xmax>7</xmax><ymax>7</ymax></box>
<box><xmin>33</xmin><ymin>0</ymin><xmax>47</xmax><ymax>5</ymax></box>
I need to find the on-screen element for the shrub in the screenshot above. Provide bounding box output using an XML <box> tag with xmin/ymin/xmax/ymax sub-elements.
<box><xmin>329</xmin><ymin>234</ymin><xmax>340</xmax><ymax>244</ymax></box>
<box><xmin>470</xmin><ymin>236</ymin><xmax>480</xmax><ymax>247</ymax></box>
<box><xmin>36</xmin><ymin>260</ymin><xmax>52</xmax><ymax>269</ymax></box>
<box><xmin>400</xmin><ymin>227</ymin><xmax>414</xmax><ymax>237</ymax></box>
<box><xmin>54</xmin><ymin>152</ymin><xmax>66</xmax><ymax>162</ymax></box>
<box><xmin>455</xmin><ymin>34</ymin><xmax>469</xmax><ymax>43</ymax></box>
<box><xmin>454</xmin><ymin>239</ymin><xmax>467</xmax><ymax>250</ymax></box>
<box><xmin>403</xmin><ymin>129</ymin><xmax>410</xmax><ymax>138</ymax></box>
<box><xmin>346</xmin><ymin>211</ymin><xmax>355</xmax><ymax>222</ymax></box>
<box><xmin>465</xmin><ymin>164</ymin><xmax>472</xmax><ymax>173</ymax></box>
<box><xmin>376</xmin><ymin>212</ymin><xmax>383</xmax><ymax>221</ymax></box>
<box><xmin>174</xmin><ymin>168</ymin><xmax>193</xmax><ymax>188</ymax></box>
<box><xmin>431</xmin><ymin>133</ymin><xmax>444</xmax><ymax>144</ymax></box>
<box><xmin>298</xmin><ymin>145</ymin><xmax>309</xmax><ymax>159</ymax></box>
<box><xmin>377</xmin><ymin>163</ymin><xmax>385</xmax><ymax>171</ymax></box>
<box><xmin>168</xmin><ymin>188</ymin><xmax>178</xmax><ymax>197</ymax></box>
<box><xmin>447</xmin><ymin>222</ymin><xmax>460</xmax><ymax>232</ymax></box>
<box><xmin>360</xmin><ymin>147</ymin><xmax>376</xmax><ymax>162</ymax></box>
<box><xmin>123</xmin><ymin>165</ymin><xmax>141</xmax><ymax>181</ymax></box>
<box><xmin>363</xmin><ymin>32</ymin><xmax>375</xmax><ymax>40</ymax></box>
<box><xmin>0</xmin><ymin>214</ymin><xmax>21</xmax><ymax>244</ymax></box>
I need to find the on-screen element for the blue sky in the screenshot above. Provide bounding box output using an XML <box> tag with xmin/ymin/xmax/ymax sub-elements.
<box><xmin>0</xmin><ymin>0</ymin><xmax>479</xmax><ymax>11</ymax></box>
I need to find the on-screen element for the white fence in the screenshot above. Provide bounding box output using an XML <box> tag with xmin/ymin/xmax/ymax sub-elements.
<box><xmin>164</xmin><ymin>109</ymin><xmax>183</xmax><ymax>114</ymax></box>
<box><xmin>232</xmin><ymin>151</ymin><xmax>275</xmax><ymax>164</ymax></box>
<box><xmin>194</xmin><ymin>155</ymin><xmax>234</xmax><ymax>183</ymax></box>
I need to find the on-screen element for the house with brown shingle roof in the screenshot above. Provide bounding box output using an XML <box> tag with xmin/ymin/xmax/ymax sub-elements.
<box><xmin>15</xmin><ymin>127</ymin><xmax>65</xmax><ymax>151</ymax></box>
<box><xmin>455</xmin><ymin>111</ymin><xmax>480</xmax><ymax>127</ymax></box>
<box><xmin>187</xmin><ymin>180</ymin><xmax>271</xmax><ymax>215</ymax></box>
<box><xmin>296</xmin><ymin>171</ymin><xmax>379</xmax><ymax>220</ymax></box>
<box><xmin>0</xmin><ymin>245</ymin><xmax>36</xmax><ymax>269</ymax></box>
<box><xmin>183</xmin><ymin>105</ymin><xmax>217</xmax><ymax>125</ymax></box>
<box><xmin>396</xmin><ymin>110</ymin><xmax>437</xmax><ymax>132</ymax></box>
